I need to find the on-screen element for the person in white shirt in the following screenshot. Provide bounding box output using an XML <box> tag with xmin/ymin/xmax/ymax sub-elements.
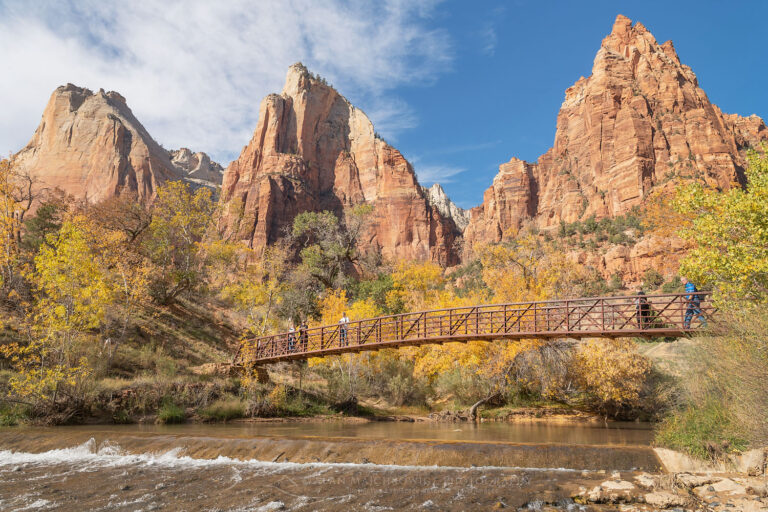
<box><xmin>339</xmin><ymin>312</ymin><xmax>350</xmax><ymax>346</ymax></box>
<box><xmin>287</xmin><ymin>325</ymin><xmax>296</xmax><ymax>352</ymax></box>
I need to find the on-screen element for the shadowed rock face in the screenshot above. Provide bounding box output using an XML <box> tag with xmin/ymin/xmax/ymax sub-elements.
<box><xmin>218</xmin><ymin>63</ymin><xmax>459</xmax><ymax>265</ymax></box>
<box><xmin>13</xmin><ymin>84</ymin><xmax>181</xmax><ymax>204</ymax></box>
<box><xmin>465</xmin><ymin>14</ymin><xmax>768</xmax><ymax>248</ymax></box>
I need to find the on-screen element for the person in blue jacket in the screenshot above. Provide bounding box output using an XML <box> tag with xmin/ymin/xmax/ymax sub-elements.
<box><xmin>681</xmin><ymin>276</ymin><xmax>707</xmax><ymax>329</ymax></box>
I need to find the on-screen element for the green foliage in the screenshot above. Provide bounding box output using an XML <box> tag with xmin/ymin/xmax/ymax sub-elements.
<box><xmin>656</xmin><ymin>306</ymin><xmax>768</xmax><ymax>458</ymax></box>
<box><xmin>661</xmin><ymin>275</ymin><xmax>683</xmax><ymax>293</ymax></box>
<box><xmin>351</xmin><ymin>273</ymin><xmax>395</xmax><ymax>313</ymax></box>
<box><xmin>145</xmin><ymin>181</ymin><xmax>214</xmax><ymax>304</ymax></box>
<box><xmin>21</xmin><ymin>199</ymin><xmax>64</xmax><ymax>252</ymax></box>
<box><xmin>156</xmin><ymin>400</ymin><xmax>185</xmax><ymax>424</ymax></box>
<box><xmin>0</xmin><ymin>403</ymin><xmax>27</xmax><ymax>426</ymax></box>
<box><xmin>642</xmin><ymin>268</ymin><xmax>665</xmax><ymax>290</ymax></box>
<box><xmin>435</xmin><ymin>368</ymin><xmax>492</xmax><ymax>406</ymax></box>
<box><xmin>245</xmin><ymin>383</ymin><xmax>330</xmax><ymax>417</ymax></box>
<box><xmin>291</xmin><ymin>206</ymin><xmax>371</xmax><ymax>290</ymax></box>
<box><xmin>656</xmin><ymin>400</ymin><xmax>747</xmax><ymax>460</ymax></box>
<box><xmin>674</xmin><ymin>145</ymin><xmax>768</xmax><ymax>302</ymax></box>
<box><xmin>557</xmin><ymin>210</ymin><xmax>644</xmax><ymax>245</ymax></box>
<box><xmin>448</xmin><ymin>259</ymin><xmax>488</xmax><ymax>298</ymax></box>
<box><xmin>608</xmin><ymin>273</ymin><xmax>623</xmax><ymax>292</ymax></box>
<box><xmin>200</xmin><ymin>396</ymin><xmax>246</xmax><ymax>421</ymax></box>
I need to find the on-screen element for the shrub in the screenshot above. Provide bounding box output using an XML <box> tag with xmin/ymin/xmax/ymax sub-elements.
<box><xmin>0</xmin><ymin>403</ymin><xmax>27</xmax><ymax>426</ymax></box>
<box><xmin>655</xmin><ymin>400</ymin><xmax>747</xmax><ymax>460</ymax></box>
<box><xmin>435</xmin><ymin>368</ymin><xmax>492</xmax><ymax>406</ymax></box>
<box><xmin>608</xmin><ymin>273</ymin><xmax>623</xmax><ymax>292</ymax></box>
<box><xmin>574</xmin><ymin>339</ymin><xmax>651</xmax><ymax>417</ymax></box>
<box><xmin>156</xmin><ymin>401</ymin><xmax>185</xmax><ymax>424</ymax></box>
<box><xmin>661</xmin><ymin>275</ymin><xmax>682</xmax><ymax>293</ymax></box>
<box><xmin>642</xmin><ymin>268</ymin><xmax>665</xmax><ymax>290</ymax></box>
<box><xmin>656</xmin><ymin>307</ymin><xmax>768</xmax><ymax>458</ymax></box>
<box><xmin>201</xmin><ymin>397</ymin><xmax>246</xmax><ymax>421</ymax></box>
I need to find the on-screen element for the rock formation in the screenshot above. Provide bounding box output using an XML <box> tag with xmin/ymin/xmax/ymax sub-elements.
<box><xmin>170</xmin><ymin>148</ymin><xmax>224</xmax><ymax>188</ymax></box>
<box><xmin>218</xmin><ymin>63</ymin><xmax>459</xmax><ymax>265</ymax></box>
<box><xmin>465</xmin><ymin>15</ymin><xmax>768</xmax><ymax>249</ymax></box>
<box><xmin>13</xmin><ymin>84</ymin><xmax>181</xmax><ymax>204</ymax></box>
<box><xmin>423</xmin><ymin>183</ymin><xmax>470</xmax><ymax>232</ymax></box>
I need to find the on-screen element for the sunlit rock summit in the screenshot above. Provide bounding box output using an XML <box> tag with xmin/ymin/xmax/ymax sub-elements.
<box><xmin>12</xmin><ymin>85</ymin><xmax>222</xmax><ymax>204</ymax></box>
<box><xmin>465</xmin><ymin>14</ymin><xmax>767</xmax><ymax>248</ymax></box>
<box><xmin>217</xmin><ymin>63</ymin><xmax>460</xmax><ymax>265</ymax></box>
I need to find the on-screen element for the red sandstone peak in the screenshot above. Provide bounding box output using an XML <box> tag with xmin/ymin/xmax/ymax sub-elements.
<box><xmin>13</xmin><ymin>84</ymin><xmax>179</xmax><ymax>204</ymax></box>
<box><xmin>218</xmin><ymin>63</ymin><xmax>459</xmax><ymax>265</ymax></box>
<box><xmin>13</xmin><ymin>84</ymin><xmax>224</xmax><ymax>203</ymax></box>
<box><xmin>464</xmin><ymin>15</ymin><xmax>767</xmax><ymax>253</ymax></box>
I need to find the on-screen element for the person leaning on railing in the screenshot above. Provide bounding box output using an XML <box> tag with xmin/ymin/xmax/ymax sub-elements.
<box><xmin>681</xmin><ymin>276</ymin><xmax>707</xmax><ymax>329</ymax></box>
<box><xmin>635</xmin><ymin>290</ymin><xmax>651</xmax><ymax>329</ymax></box>
<box><xmin>287</xmin><ymin>325</ymin><xmax>296</xmax><ymax>352</ymax></box>
<box><xmin>299</xmin><ymin>320</ymin><xmax>309</xmax><ymax>351</ymax></box>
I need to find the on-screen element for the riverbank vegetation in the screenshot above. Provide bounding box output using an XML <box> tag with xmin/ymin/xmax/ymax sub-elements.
<box><xmin>653</xmin><ymin>147</ymin><xmax>768</xmax><ymax>460</ymax></box>
<box><xmin>0</xmin><ymin>156</ymin><xmax>664</xmax><ymax>426</ymax></box>
<box><xmin>1</xmin><ymin>149</ymin><xmax>766</xmax><ymax>465</ymax></box>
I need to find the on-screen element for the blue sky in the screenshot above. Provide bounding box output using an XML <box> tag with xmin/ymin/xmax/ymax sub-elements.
<box><xmin>1</xmin><ymin>1</ymin><xmax>766</xmax><ymax>209</ymax></box>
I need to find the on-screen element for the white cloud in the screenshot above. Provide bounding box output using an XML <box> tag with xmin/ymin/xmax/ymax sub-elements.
<box><xmin>413</xmin><ymin>164</ymin><xmax>467</xmax><ymax>185</ymax></box>
<box><xmin>0</xmin><ymin>0</ymin><xmax>451</xmax><ymax>163</ymax></box>
<box><xmin>480</xmin><ymin>25</ymin><xmax>498</xmax><ymax>56</ymax></box>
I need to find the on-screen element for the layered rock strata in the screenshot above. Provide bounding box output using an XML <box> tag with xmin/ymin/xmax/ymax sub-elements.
<box><xmin>218</xmin><ymin>63</ymin><xmax>459</xmax><ymax>264</ymax></box>
<box><xmin>13</xmin><ymin>84</ymin><xmax>180</xmax><ymax>203</ymax></box>
<box><xmin>465</xmin><ymin>15</ymin><xmax>767</xmax><ymax>248</ymax></box>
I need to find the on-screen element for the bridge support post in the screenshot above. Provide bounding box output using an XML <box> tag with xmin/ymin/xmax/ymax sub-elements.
<box><xmin>254</xmin><ymin>366</ymin><xmax>270</xmax><ymax>384</ymax></box>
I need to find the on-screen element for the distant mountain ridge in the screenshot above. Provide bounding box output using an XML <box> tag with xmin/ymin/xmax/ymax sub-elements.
<box><xmin>10</xmin><ymin>15</ymin><xmax>768</xmax><ymax>278</ymax></box>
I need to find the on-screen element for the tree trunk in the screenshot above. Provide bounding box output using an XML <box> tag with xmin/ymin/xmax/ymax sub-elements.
<box><xmin>468</xmin><ymin>392</ymin><xmax>500</xmax><ymax>422</ymax></box>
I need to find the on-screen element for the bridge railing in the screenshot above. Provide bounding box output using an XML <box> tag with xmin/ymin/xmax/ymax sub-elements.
<box><xmin>235</xmin><ymin>292</ymin><xmax>713</xmax><ymax>364</ymax></box>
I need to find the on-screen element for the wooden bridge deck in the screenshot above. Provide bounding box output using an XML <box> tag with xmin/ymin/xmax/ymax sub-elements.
<box><xmin>233</xmin><ymin>292</ymin><xmax>713</xmax><ymax>365</ymax></box>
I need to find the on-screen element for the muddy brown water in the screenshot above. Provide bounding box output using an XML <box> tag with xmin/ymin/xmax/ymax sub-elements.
<box><xmin>0</xmin><ymin>421</ymin><xmax>659</xmax><ymax>511</ymax></box>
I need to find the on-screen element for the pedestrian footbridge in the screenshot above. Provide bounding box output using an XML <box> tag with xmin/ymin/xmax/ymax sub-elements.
<box><xmin>233</xmin><ymin>292</ymin><xmax>713</xmax><ymax>366</ymax></box>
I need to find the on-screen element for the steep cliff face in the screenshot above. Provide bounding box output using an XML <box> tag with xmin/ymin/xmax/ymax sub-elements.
<box><xmin>218</xmin><ymin>63</ymin><xmax>459</xmax><ymax>265</ymax></box>
<box><xmin>465</xmin><ymin>15</ymin><xmax>767</xmax><ymax>248</ymax></box>
<box><xmin>13</xmin><ymin>84</ymin><xmax>180</xmax><ymax>203</ymax></box>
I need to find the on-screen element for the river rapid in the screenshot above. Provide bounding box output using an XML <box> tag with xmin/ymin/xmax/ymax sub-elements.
<box><xmin>0</xmin><ymin>421</ymin><xmax>657</xmax><ymax>511</ymax></box>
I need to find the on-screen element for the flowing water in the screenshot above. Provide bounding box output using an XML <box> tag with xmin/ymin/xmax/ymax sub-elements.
<box><xmin>0</xmin><ymin>421</ymin><xmax>658</xmax><ymax>511</ymax></box>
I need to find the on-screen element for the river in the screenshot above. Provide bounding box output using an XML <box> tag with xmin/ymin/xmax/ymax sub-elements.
<box><xmin>0</xmin><ymin>421</ymin><xmax>658</xmax><ymax>511</ymax></box>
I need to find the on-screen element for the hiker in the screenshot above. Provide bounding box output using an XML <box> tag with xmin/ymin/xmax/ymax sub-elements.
<box><xmin>287</xmin><ymin>325</ymin><xmax>296</xmax><ymax>352</ymax></box>
<box><xmin>635</xmin><ymin>290</ymin><xmax>651</xmax><ymax>329</ymax></box>
<box><xmin>339</xmin><ymin>312</ymin><xmax>350</xmax><ymax>346</ymax></box>
<box><xmin>299</xmin><ymin>320</ymin><xmax>309</xmax><ymax>351</ymax></box>
<box><xmin>681</xmin><ymin>276</ymin><xmax>707</xmax><ymax>329</ymax></box>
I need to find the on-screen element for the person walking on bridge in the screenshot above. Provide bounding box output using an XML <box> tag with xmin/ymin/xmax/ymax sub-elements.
<box><xmin>339</xmin><ymin>312</ymin><xmax>350</xmax><ymax>346</ymax></box>
<box><xmin>681</xmin><ymin>276</ymin><xmax>707</xmax><ymax>329</ymax></box>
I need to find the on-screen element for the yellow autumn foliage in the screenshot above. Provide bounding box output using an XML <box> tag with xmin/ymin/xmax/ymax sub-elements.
<box><xmin>574</xmin><ymin>338</ymin><xmax>651</xmax><ymax>409</ymax></box>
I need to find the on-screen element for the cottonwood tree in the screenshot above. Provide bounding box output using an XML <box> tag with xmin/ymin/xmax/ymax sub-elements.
<box><xmin>223</xmin><ymin>244</ymin><xmax>290</xmax><ymax>335</ymax></box>
<box><xmin>675</xmin><ymin>145</ymin><xmax>768</xmax><ymax>303</ymax></box>
<box><xmin>144</xmin><ymin>181</ymin><xmax>214</xmax><ymax>304</ymax></box>
<box><xmin>2</xmin><ymin>216</ymin><xmax>113</xmax><ymax>412</ymax></box>
<box><xmin>0</xmin><ymin>158</ymin><xmax>35</xmax><ymax>301</ymax></box>
<box><xmin>290</xmin><ymin>204</ymin><xmax>372</xmax><ymax>290</ymax></box>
